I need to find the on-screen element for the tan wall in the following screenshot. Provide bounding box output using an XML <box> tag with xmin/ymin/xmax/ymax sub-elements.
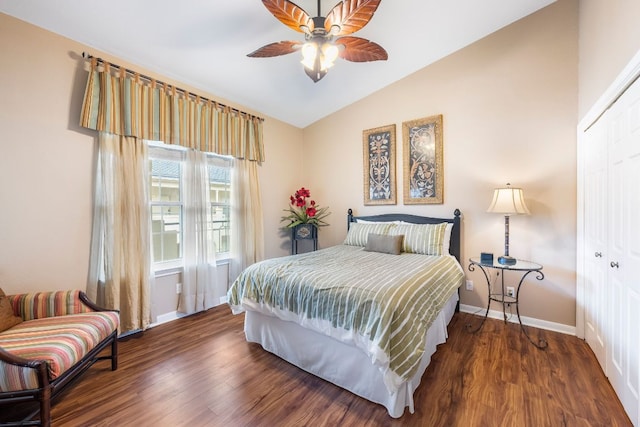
<box><xmin>259</xmin><ymin>119</ymin><xmax>305</xmax><ymax>257</ymax></box>
<box><xmin>303</xmin><ymin>0</ymin><xmax>579</xmax><ymax>326</ymax></box>
<box><xmin>0</xmin><ymin>13</ymin><xmax>94</xmax><ymax>295</ymax></box>
<box><xmin>0</xmin><ymin>13</ymin><xmax>303</xmax><ymax>320</ymax></box>
<box><xmin>578</xmin><ymin>0</ymin><xmax>640</xmax><ymax>119</ymax></box>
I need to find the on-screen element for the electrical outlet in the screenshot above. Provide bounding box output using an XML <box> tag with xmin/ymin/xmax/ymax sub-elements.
<box><xmin>466</xmin><ymin>280</ymin><xmax>473</xmax><ymax>291</ymax></box>
<box><xmin>506</xmin><ymin>286</ymin><xmax>515</xmax><ymax>297</ymax></box>
<box><xmin>176</xmin><ymin>282</ymin><xmax>182</xmax><ymax>294</ymax></box>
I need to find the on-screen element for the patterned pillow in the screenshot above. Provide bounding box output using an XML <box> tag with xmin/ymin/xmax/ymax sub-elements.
<box><xmin>343</xmin><ymin>222</ymin><xmax>395</xmax><ymax>246</ymax></box>
<box><xmin>0</xmin><ymin>288</ymin><xmax>22</xmax><ymax>332</ymax></box>
<box><xmin>389</xmin><ymin>222</ymin><xmax>449</xmax><ymax>255</ymax></box>
<box><xmin>398</xmin><ymin>221</ymin><xmax>453</xmax><ymax>254</ymax></box>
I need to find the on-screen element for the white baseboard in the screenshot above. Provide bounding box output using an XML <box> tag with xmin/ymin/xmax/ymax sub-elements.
<box><xmin>150</xmin><ymin>298</ymin><xmax>229</xmax><ymax>329</ymax></box>
<box><xmin>459</xmin><ymin>304</ymin><xmax>576</xmax><ymax>336</ymax></box>
<box><xmin>151</xmin><ymin>310</ymin><xmax>188</xmax><ymax>328</ymax></box>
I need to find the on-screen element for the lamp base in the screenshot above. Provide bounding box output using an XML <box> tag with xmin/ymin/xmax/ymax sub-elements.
<box><xmin>498</xmin><ymin>255</ymin><xmax>517</xmax><ymax>265</ymax></box>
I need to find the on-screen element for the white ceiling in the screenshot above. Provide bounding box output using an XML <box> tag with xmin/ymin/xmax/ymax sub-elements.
<box><xmin>0</xmin><ymin>0</ymin><xmax>555</xmax><ymax>128</ymax></box>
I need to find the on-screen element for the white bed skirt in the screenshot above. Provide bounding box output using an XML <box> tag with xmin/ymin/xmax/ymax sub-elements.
<box><xmin>243</xmin><ymin>292</ymin><xmax>459</xmax><ymax>418</ymax></box>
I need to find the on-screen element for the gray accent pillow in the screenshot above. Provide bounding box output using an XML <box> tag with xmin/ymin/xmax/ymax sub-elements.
<box><xmin>364</xmin><ymin>233</ymin><xmax>404</xmax><ymax>255</ymax></box>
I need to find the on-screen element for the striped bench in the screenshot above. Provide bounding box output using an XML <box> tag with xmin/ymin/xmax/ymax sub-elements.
<box><xmin>0</xmin><ymin>290</ymin><xmax>119</xmax><ymax>427</ymax></box>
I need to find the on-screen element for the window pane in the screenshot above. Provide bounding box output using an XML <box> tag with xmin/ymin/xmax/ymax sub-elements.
<box><xmin>208</xmin><ymin>157</ymin><xmax>231</xmax><ymax>255</ymax></box>
<box><xmin>151</xmin><ymin>159</ymin><xmax>181</xmax><ymax>202</ymax></box>
<box><xmin>209</xmin><ymin>205</ymin><xmax>230</xmax><ymax>254</ymax></box>
<box><xmin>151</xmin><ymin>205</ymin><xmax>182</xmax><ymax>262</ymax></box>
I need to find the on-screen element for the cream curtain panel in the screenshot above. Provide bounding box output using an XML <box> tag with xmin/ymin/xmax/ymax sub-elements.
<box><xmin>87</xmin><ymin>132</ymin><xmax>152</xmax><ymax>333</ymax></box>
<box><xmin>230</xmin><ymin>159</ymin><xmax>265</xmax><ymax>283</ymax></box>
<box><xmin>180</xmin><ymin>150</ymin><xmax>219</xmax><ymax>314</ymax></box>
<box><xmin>80</xmin><ymin>59</ymin><xmax>265</xmax><ymax>163</ymax></box>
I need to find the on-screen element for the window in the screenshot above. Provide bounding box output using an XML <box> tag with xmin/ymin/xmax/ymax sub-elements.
<box><xmin>149</xmin><ymin>144</ymin><xmax>232</xmax><ymax>270</ymax></box>
<box><xmin>150</xmin><ymin>151</ymin><xmax>183</xmax><ymax>267</ymax></box>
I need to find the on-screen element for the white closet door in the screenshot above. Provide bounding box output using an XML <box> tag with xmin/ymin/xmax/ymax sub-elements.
<box><xmin>629</xmin><ymin>84</ymin><xmax>640</xmax><ymax>427</ymax></box>
<box><xmin>583</xmin><ymin>115</ymin><xmax>608</xmax><ymax>368</ymax></box>
<box><xmin>606</xmin><ymin>76</ymin><xmax>640</xmax><ymax>426</ymax></box>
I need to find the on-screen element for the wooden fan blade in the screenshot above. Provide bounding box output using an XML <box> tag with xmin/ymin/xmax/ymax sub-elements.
<box><xmin>324</xmin><ymin>0</ymin><xmax>382</xmax><ymax>36</ymax></box>
<box><xmin>247</xmin><ymin>41</ymin><xmax>300</xmax><ymax>57</ymax></box>
<box><xmin>262</xmin><ymin>0</ymin><xmax>314</xmax><ymax>33</ymax></box>
<box><xmin>337</xmin><ymin>36</ymin><xmax>388</xmax><ymax>62</ymax></box>
<box><xmin>304</xmin><ymin>66</ymin><xmax>327</xmax><ymax>83</ymax></box>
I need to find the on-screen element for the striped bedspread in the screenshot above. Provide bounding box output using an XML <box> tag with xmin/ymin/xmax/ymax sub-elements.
<box><xmin>228</xmin><ymin>245</ymin><xmax>464</xmax><ymax>392</ymax></box>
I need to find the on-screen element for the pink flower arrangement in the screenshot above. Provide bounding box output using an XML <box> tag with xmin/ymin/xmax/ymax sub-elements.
<box><xmin>281</xmin><ymin>187</ymin><xmax>330</xmax><ymax>228</ymax></box>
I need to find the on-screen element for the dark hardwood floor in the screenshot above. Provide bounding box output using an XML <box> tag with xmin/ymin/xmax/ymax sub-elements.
<box><xmin>3</xmin><ymin>305</ymin><xmax>631</xmax><ymax>426</ymax></box>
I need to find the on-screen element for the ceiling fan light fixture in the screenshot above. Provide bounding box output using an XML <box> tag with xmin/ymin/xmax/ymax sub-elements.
<box><xmin>301</xmin><ymin>39</ymin><xmax>338</xmax><ymax>72</ymax></box>
<box><xmin>321</xmin><ymin>42</ymin><xmax>339</xmax><ymax>69</ymax></box>
<box><xmin>250</xmin><ymin>0</ymin><xmax>387</xmax><ymax>82</ymax></box>
<box><xmin>301</xmin><ymin>42</ymin><xmax>318</xmax><ymax>70</ymax></box>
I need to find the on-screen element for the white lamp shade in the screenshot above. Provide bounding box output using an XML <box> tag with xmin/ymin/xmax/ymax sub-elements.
<box><xmin>487</xmin><ymin>185</ymin><xmax>530</xmax><ymax>215</ymax></box>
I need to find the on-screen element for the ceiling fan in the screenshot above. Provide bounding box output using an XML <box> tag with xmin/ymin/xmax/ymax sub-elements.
<box><xmin>248</xmin><ymin>0</ymin><xmax>388</xmax><ymax>82</ymax></box>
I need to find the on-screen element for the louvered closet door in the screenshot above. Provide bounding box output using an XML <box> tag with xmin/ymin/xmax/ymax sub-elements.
<box><xmin>583</xmin><ymin>115</ymin><xmax>608</xmax><ymax>368</ymax></box>
<box><xmin>606</xmin><ymin>75</ymin><xmax>640</xmax><ymax>426</ymax></box>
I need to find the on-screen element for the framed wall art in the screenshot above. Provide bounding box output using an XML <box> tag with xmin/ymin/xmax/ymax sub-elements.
<box><xmin>402</xmin><ymin>114</ymin><xmax>443</xmax><ymax>204</ymax></box>
<box><xmin>362</xmin><ymin>124</ymin><xmax>396</xmax><ymax>205</ymax></box>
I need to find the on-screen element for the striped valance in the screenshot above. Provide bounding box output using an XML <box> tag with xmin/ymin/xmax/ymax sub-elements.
<box><xmin>80</xmin><ymin>59</ymin><xmax>264</xmax><ymax>163</ymax></box>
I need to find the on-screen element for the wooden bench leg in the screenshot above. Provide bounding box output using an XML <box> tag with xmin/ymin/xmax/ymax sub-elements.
<box><xmin>111</xmin><ymin>334</ymin><xmax>118</xmax><ymax>371</ymax></box>
<box><xmin>40</xmin><ymin>386</ymin><xmax>51</xmax><ymax>427</ymax></box>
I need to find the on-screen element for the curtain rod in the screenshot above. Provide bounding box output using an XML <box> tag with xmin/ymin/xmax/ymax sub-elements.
<box><xmin>81</xmin><ymin>52</ymin><xmax>265</xmax><ymax>122</ymax></box>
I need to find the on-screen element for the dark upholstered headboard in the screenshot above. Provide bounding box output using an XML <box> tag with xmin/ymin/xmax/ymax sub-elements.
<box><xmin>347</xmin><ymin>209</ymin><xmax>462</xmax><ymax>263</ymax></box>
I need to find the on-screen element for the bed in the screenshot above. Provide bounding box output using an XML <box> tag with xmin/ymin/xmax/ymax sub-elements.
<box><xmin>227</xmin><ymin>209</ymin><xmax>464</xmax><ymax>418</ymax></box>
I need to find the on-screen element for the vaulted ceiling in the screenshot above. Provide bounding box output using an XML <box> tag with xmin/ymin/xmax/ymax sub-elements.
<box><xmin>0</xmin><ymin>0</ymin><xmax>555</xmax><ymax>128</ymax></box>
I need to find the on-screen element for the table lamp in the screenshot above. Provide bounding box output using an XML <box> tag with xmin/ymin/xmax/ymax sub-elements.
<box><xmin>487</xmin><ymin>183</ymin><xmax>530</xmax><ymax>265</ymax></box>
